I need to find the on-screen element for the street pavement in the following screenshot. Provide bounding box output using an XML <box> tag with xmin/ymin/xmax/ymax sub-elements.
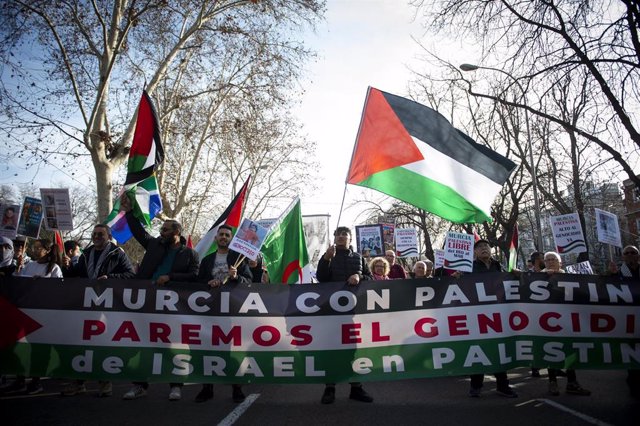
<box><xmin>2</xmin><ymin>368</ymin><xmax>638</xmax><ymax>426</ymax></box>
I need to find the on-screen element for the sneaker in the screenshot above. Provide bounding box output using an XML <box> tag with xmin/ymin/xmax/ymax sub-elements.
<box><xmin>0</xmin><ymin>379</ymin><xmax>27</xmax><ymax>394</ymax></box>
<box><xmin>349</xmin><ymin>386</ymin><xmax>373</xmax><ymax>403</ymax></box>
<box><xmin>531</xmin><ymin>368</ymin><xmax>541</xmax><ymax>378</ymax></box>
<box><xmin>566</xmin><ymin>382</ymin><xmax>591</xmax><ymax>396</ymax></box>
<box><xmin>26</xmin><ymin>381</ymin><xmax>44</xmax><ymax>395</ymax></box>
<box><xmin>496</xmin><ymin>386</ymin><xmax>518</xmax><ymax>398</ymax></box>
<box><xmin>548</xmin><ymin>381</ymin><xmax>560</xmax><ymax>396</ymax></box>
<box><xmin>195</xmin><ymin>384</ymin><xmax>213</xmax><ymax>403</ymax></box>
<box><xmin>321</xmin><ymin>386</ymin><xmax>335</xmax><ymax>404</ymax></box>
<box><xmin>123</xmin><ymin>385</ymin><xmax>147</xmax><ymax>400</ymax></box>
<box><xmin>168</xmin><ymin>386</ymin><xmax>182</xmax><ymax>401</ymax></box>
<box><xmin>61</xmin><ymin>382</ymin><xmax>86</xmax><ymax>396</ymax></box>
<box><xmin>232</xmin><ymin>385</ymin><xmax>245</xmax><ymax>403</ymax></box>
<box><xmin>468</xmin><ymin>387</ymin><xmax>481</xmax><ymax>398</ymax></box>
<box><xmin>97</xmin><ymin>381</ymin><xmax>112</xmax><ymax>397</ymax></box>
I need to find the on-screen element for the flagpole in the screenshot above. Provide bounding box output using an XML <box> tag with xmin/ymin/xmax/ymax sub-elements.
<box><xmin>338</xmin><ymin>86</ymin><xmax>373</xmax><ymax>227</ymax></box>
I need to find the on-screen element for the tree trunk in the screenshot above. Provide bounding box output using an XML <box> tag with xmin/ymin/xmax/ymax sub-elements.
<box><xmin>93</xmin><ymin>151</ymin><xmax>115</xmax><ymax>223</ymax></box>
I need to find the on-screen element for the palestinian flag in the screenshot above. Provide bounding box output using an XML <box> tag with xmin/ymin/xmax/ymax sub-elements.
<box><xmin>508</xmin><ymin>222</ymin><xmax>519</xmax><ymax>272</ymax></box>
<box><xmin>261</xmin><ymin>197</ymin><xmax>312</xmax><ymax>284</ymax></box>
<box><xmin>105</xmin><ymin>91</ymin><xmax>164</xmax><ymax>243</ymax></box>
<box><xmin>347</xmin><ymin>87</ymin><xmax>517</xmax><ymax>224</ymax></box>
<box><xmin>194</xmin><ymin>176</ymin><xmax>250</xmax><ymax>260</ymax></box>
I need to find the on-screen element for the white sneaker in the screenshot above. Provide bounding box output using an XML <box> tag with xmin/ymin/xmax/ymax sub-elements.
<box><xmin>168</xmin><ymin>386</ymin><xmax>182</xmax><ymax>401</ymax></box>
<box><xmin>123</xmin><ymin>385</ymin><xmax>147</xmax><ymax>400</ymax></box>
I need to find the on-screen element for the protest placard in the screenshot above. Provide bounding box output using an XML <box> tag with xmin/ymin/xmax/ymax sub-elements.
<box><xmin>355</xmin><ymin>224</ymin><xmax>384</xmax><ymax>257</ymax></box>
<box><xmin>0</xmin><ymin>204</ymin><xmax>20</xmax><ymax>239</ymax></box>
<box><xmin>550</xmin><ymin>213</ymin><xmax>587</xmax><ymax>254</ymax></box>
<box><xmin>229</xmin><ymin>218</ymin><xmax>268</xmax><ymax>261</ymax></box>
<box><xmin>444</xmin><ymin>232</ymin><xmax>474</xmax><ymax>272</ymax></box>
<box><xmin>394</xmin><ymin>228</ymin><xmax>418</xmax><ymax>258</ymax></box>
<box><xmin>595</xmin><ymin>208</ymin><xmax>622</xmax><ymax>248</ymax></box>
<box><xmin>40</xmin><ymin>188</ymin><xmax>73</xmax><ymax>231</ymax></box>
<box><xmin>17</xmin><ymin>197</ymin><xmax>43</xmax><ymax>238</ymax></box>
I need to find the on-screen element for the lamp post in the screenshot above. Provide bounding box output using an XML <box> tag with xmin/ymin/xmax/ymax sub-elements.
<box><xmin>460</xmin><ymin>63</ymin><xmax>544</xmax><ymax>252</ymax></box>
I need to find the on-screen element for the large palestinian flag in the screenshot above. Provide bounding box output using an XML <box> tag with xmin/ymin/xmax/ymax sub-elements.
<box><xmin>105</xmin><ymin>91</ymin><xmax>164</xmax><ymax>243</ymax></box>
<box><xmin>347</xmin><ymin>87</ymin><xmax>517</xmax><ymax>223</ymax></box>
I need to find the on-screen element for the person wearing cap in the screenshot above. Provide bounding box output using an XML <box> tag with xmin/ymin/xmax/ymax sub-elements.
<box><xmin>0</xmin><ymin>237</ymin><xmax>15</xmax><ymax>276</ymax></box>
<box><xmin>316</xmin><ymin>226</ymin><xmax>374</xmax><ymax>404</ymax></box>
<box><xmin>468</xmin><ymin>239</ymin><xmax>518</xmax><ymax>398</ymax></box>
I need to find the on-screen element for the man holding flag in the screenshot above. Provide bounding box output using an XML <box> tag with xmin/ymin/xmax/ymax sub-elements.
<box><xmin>119</xmin><ymin>195</ymin><xmax>199</xmax><ymax>401</ymax></box>
<box><xmin>194</xmin><ymin>224</ymin><xmax>252</xmax><ymax>403</ymax></box>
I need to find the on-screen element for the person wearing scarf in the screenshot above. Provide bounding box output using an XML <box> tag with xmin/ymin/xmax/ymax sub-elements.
<box><xmin>0</xmin><ymin>236</ymin><xmax>15</xmax><ymax>276</ymax></box>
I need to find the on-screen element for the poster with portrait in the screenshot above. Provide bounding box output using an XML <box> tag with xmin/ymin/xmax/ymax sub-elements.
<box><xmin>40</xmin><ymin>188</ymin><xmax>74</xmax><ymax>231</ymax></box>
<box><xmin>594</xmin><ymin>208</ymin><xmax>622</xmax><ymax>248</ymax></box>
<box><xmin>229</xmin><ymin>218</ymin><xmax>268</xmax><ymax>261</ymax></box>
<box><xmin>302</xmin><ymin>214</ymin><xmax>330</xmax><ymax>276</ymax></box>
<box><xmin>394</xmin><ymin>227</ymin><xmax>418</xmax><ymax>258</ymax></box>
<box><xmin>443</xmin><ymin>231</ymin><xmax>474</xmax><ymax>272</ymax></box>
<box><xmin>0</xmin><ymin>203</ymin><xmax>21</xmax><ymax>239</ymax></box>
<box><xmin>550</xmin><ymin>213</ymin><xmax>587</xmax><ymax>254</ymax></box>
<box><xmin>565</xmin><ymin>261</ymin><xmax>594</xmax><ymax>275</ymax></box>
<box><xmin>381</xmin><ymin>222</ymin><xmax>395</xmax><ymax>251</ymax></box>
<box><xmin>434</xmin><ymin>249</ymin><xmax>445</xmax><ymax>269</ymax></box>
<box><xmin>17</xmin><ymin>197</ymin><xmax>43</xmax><ymax>238</ymax></box>
<box><xmin>355</xmin><ymin>224</ymin><xmax>384</xmax><ymax>257</ymax></box>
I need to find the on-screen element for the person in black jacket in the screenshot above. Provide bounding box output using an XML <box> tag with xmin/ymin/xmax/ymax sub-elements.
<box><xmin>64</xmin><ymin>224</ymin><xmax>134</xmax><ymax>280</ymax></box>
<box><xmin>316</xmin><ymin>226</ymin><xmax>374</xmax><ymax>405</ymax></box>
<box><xmin>61</xmin><ymin>224</ymin><xmax>135</xmax><ymax>397</ymax></box>
<box><xmin>194</xmin><ymin>224</ymin><xmax>252</xmax><ymax>403</ymax></box>
<box><xmin>468</xmin><ymin>239</ymin><xmax>517</xmax><ymax>399</ymax></box>
<box><xmin>119</xmin><ymin>194</ymin><xmax>199</xmax><ymax>402</ymax></box>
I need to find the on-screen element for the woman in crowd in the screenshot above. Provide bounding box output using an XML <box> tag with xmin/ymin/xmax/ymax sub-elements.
<box><xmin>411</xmin><ymin>261</ymin><xmax>428</xmax><ymax>278</ymax></box>
<box><xmin>542</xmin><ymin>251</ymin><xmax>591</xmax><ymax>396</ymax></box>
<box><xmin>369</xmin><ymin>256</ymin><xmax>390</xmax><ymax>280</ymax></box>
<box><xmin>18</xmin><ymin>238</ymin><xmax>63</xmax><ymax>278</ymax></box>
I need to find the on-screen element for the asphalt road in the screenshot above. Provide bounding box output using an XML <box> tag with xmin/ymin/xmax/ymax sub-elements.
<box><xmin>2</xmin><ymin>368</ymin><xmax>638</xmax><ymax>426</ymax></box>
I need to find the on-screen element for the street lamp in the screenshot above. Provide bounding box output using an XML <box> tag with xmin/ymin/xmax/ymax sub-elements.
<box><xmin>460</xmin><ymin>63</ymin><xmax>544</xmax><ymax>252</ymax></box>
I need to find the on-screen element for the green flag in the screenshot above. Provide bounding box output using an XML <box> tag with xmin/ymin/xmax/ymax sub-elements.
<box><xmin>262</xmin><ymin>198</ymin><xmax>311</xmax><ymax>284</ymax></box>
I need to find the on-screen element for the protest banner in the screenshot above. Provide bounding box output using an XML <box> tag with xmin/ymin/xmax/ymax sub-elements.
<box><xmin>1</xmin><ymin>273</ymin><xmax>638</xmax><ymax>384</ymax></box>
<box><xmin>355</xmin><ymin>224</ymin><xmax>384</xmax><ymax>257</ymax></box>
<box><xmin>229</xmin><ymin>218</ymin><xmax>268</xmax><ymax>261</ymax></box>
<box><xmin>443</xmin><ymin>232</ymin><xmax>474</xmax><ymax>272</ymax></box>
<box><xmin>550</xmin><ymin>213</ymin><xmax>587</xmax><ymax>254</ymax></box>
<box><xmin>16</xmin><ymin>197</ymin><xmax>43</xmax><ymax>238</ymax></box>
<box><xmin>40</xmin><ymin>188</ymin><xmax>74</xmax><ymax>231</ymax></box>
<box><xmin>0</xmin><ymin>204</ymin><xmax>20</xmax><ymax>239</ymax></box>
<box><xmin>595</xmin><ymin>208</ymin><xmax>622</xmax><ymax>248</ymax></box>
<box><xmin>394</xmin><ymin>228</ymin><xmax>418</xmax><ymax>258</ymax></box>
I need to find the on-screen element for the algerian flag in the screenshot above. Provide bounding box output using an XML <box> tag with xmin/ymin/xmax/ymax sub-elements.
<box><xmin>347</xmin><ymin>87</ymin><xmax>517</xmax><ymax>224</ymax></box>
<box><xmin>105</xmin><ymin>91</ymin><xmax>164</xmax><ymax>243</ymax></box>
<box><xmin>261</xmin><ymin>197</ymin><xmax>312</xmax><ymax>284</ymax></box>
<box><xmin>194</xmin><ymin>176</ymin><xmax>250</xmax><ymax>260</ymax></box>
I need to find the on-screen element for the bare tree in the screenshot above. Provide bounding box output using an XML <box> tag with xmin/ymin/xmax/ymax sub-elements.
<box><xmin>412</xmin><ymin>0</ymin><xmax>640</xmax><ymax>189</ymax></box>
<box><xmin>0</xmin><ymin>0</ymin><xmax>325</xmax><ymax>220</ymax></box>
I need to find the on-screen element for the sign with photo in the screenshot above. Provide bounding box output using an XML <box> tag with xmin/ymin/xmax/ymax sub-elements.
<box><xmin>17</xmin><ymin>197</ymin><xmax>43</xmax><ymax>238</ymax></box>
<box><xmin>443</xmin><ymin>231</ymin><xmax>474</xmax><ymax>272</ymax></box>
<box><xmin>394</xmin><ymin>227</ymin><xmax>418</xmax><ymax>258</ymax></box>
<box><xmin>355</xmin><ymin>224</ymin><xmax>384</xmax><ymax>257</ymax></box>
<box><xmin>40</xmin><ymin>188</ymin><xmax>74</xmax><ymax>231</ymax></box>
<box><xmin>0</xmin><ymin>204</ymin><xmax>20</xmax><ymax>239</ymax></box>
<box><xmin>550</xmin><ymin>213</ymin><xmax>586</xmax><ymax>254</ymax></box>
<box><xmin>381</xmin><ymin>222</ymin><xmax>395</xmax><ymax>251</ymax></box>
<box><xmin>229</xmin><ymin>218</ymin><xmax>268</xmax><ymax>261</ymax></box>
<box><xmin>594</xmin><ymin>208</ymin><xmax>622</xmax><ymax>248</ymax></box>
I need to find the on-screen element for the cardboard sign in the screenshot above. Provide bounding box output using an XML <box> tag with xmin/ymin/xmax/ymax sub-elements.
<box><xmin>550</xmin><ymin>213</ymin><xmax>586</xmax><ymax>254</ymax></box>
<box><xmin>0</xmin><ymin>204</ymin><xmax>20</xmax><ymax>239</ymax></box>
<box><xmin>394</xmin><ymin>228</ymin><xmax>418</xmax><ymax>258</ymax></box>
<box><xmin>17</xmin><ymin>197</ymin><xmax>43</xmax><ymax>238</ymax></box>
<box><xmin>594</xmin><ymin>208</ymin><xmax>622</xmax><ymax>248</ymax></box>
<box><xmin>40</xmin><ymin>188</ymin><xmax>74</xmax><ymax>231</ymax></box>
<box><xmin>355</xmin><ymin>224</ymin><xmax>384</xmax><ymax>257</ymax></box>
<box><xmin>229</xmin><ymin>218</ymin><xmax>268</xmax><ymax>261</ymax></box>
<box><xmin>443</xmin><ymin>232</ymin><xmax>474</xmax><ymax>272</ymax></box>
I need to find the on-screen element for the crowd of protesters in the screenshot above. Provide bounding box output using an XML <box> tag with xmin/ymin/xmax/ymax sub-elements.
<box><xmin>1</xmin><ymin>213</ymin><xmax>639</xmax><ymax>402</ymax></box>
